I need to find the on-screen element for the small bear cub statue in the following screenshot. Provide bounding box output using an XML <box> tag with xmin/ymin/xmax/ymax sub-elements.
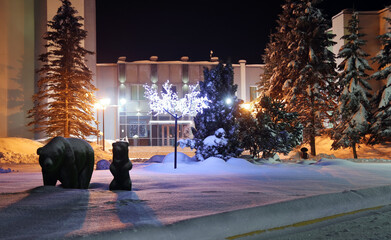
<box><xmin>109</xmin><ymin>141</ymin><xmax>132</xmax><ymax>191</ymax></box>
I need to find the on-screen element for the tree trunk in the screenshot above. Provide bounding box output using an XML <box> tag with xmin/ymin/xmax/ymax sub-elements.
<box><xmin>64</xmin><ymin>80</ymin><xmax>69</xmax><ymax>138</ymax></box>
<box><xmin>310</xmin><ymin>135</ymin><xmax>316</xmax><ymax>156</ymax></box>
<box><xmin>352</xmin><ymin>143</ymin><xmax>358</xmax><ymax>159</ymax></box>
<box><xmin>309</xmin><ymin>96</ymin><xmax>316</xmax><ymax>156</ymax></box>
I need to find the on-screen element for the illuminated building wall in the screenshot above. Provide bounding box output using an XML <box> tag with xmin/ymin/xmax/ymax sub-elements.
<box><xmin>96</xmin><ymin>56</ymin><xmax>264</xmax><ymax>145</ymax></box>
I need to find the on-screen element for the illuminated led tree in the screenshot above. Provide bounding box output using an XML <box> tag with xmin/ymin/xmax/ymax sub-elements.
<box><xmin>144</xmin><ymin>80</ymin><xmax>210</xmax><ymax>169</ymax></box>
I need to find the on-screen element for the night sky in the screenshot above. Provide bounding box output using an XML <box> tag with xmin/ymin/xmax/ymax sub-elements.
<box><xmin>96</xmin><ymin>0</ymin><xmax>391</xmax><ymax>64</ymax></box>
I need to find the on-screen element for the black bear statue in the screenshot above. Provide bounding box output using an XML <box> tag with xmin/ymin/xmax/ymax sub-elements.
<box><xmin>37</xmin><ymin>136</ymin><xmax>95</xmax><ymax>189</ymax></box>
<box><xmin>109</xmin><ymin>141</ymin><xmax>132</xmax><ymax>191</ymax></box>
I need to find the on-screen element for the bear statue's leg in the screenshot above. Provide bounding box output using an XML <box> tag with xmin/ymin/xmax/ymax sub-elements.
<box><xmin>109</xmin><ymin>164</ymin><xmax>120</xmax><ymax>190</ymax></box>
<box><xmin>109</xmin><ymin>179</ymin><xmax>118</xmax><ymax>190</ymax></box>
<box><xmin>79</xmin><ymin>164</ymin><xmax>93</xmax><ymax>189</ymax></box>
<box><xmin>42</xmin><ymin>171</ymin><xmax>58</xmax><ymax>186</ymax></box>
<box><xmin>59</xmin><ymin>164</ymin><xmax>79</xmax><ymax>188</ymax></box>
<box><xmin>78</xmin><ymin>151</ymin><xmax>94</xmax><ymax>189</ymax></box>
<box><xmin>121</xmin><ymin>176</ymin><xmax>132</xmax><ymax>191</ymax></box>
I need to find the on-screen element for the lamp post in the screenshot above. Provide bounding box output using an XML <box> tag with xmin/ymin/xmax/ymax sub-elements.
<box><xmin>94</xmin><ymin>102</ymin><xmax>102</xmax><ymax>144</ymax></box>
<box><xmin>99</xmin><ymin>98</ymin><xmax>111</xmax><ymax>151</ymax></box>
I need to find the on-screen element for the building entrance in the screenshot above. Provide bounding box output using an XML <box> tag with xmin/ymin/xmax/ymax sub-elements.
<box><xmin>161</xmin><ymin>125</ymin><xmax>175</xmax><ymax>146</ymax></box>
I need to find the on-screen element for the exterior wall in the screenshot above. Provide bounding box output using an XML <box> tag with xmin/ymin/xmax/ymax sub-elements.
<box><xmin>96</xmin><ymin>64</ymin><xmax>118</xmax><ymax>140</ymax></box>
<box><xmin>0</xmin><ymin>0</ymin><xmax>35</xmax><ymax>138</ymax></box>
<box><xmin>332</xmin><ymin>7</ymin><xmax>391</xmax><ymax>92</ymax></box>
<box><xmin>96</xmin><ymin>57</ymin><xmax>264</xmax><ymax>144</ymax></box>
<box><xmin>0</xmin><ymin>0</ymin><xmax>96</xmax><ymax>139</ymax></box>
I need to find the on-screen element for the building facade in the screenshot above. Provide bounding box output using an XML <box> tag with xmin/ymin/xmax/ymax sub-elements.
<box><xmin>0</xmin><ymin>0</ymin><xmax>96</xmax><ymax>138</ymax></box>
<box><xmin>331</xmin><ymin>7</ymin><xmax>391</xmax><ymax>92</ymax></box>
<box><xmin>96</xmin><ymin>56</ymin><xmax>264</xmax><ymax>146</ymax></box>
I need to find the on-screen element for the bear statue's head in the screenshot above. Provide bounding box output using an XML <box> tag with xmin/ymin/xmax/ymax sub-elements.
<box><xmin>112</xmin><ymin>141</ymin><xmax>129</xmax><ymax>163</ymax></box>
<box><xmin>37</xmin><ymin>146</ymin><xmax>63</xmax><ymax>171</ymax></box>
<box><xmin>37</xmin><ymin>137</ymin><xmax>68</xmax><ymax>171</ymax></box>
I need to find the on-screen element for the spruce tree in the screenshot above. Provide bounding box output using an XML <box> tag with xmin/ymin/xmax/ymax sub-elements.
<box><xmin>261</xmin><ymin>0</ymin><xmax>296</xmax><ymax>98</ymax></box>
<box><xmin>331</xmin><ymin>12</ymin><xmax>373</xmax><ymax>159</ymax></box>
<box><xmin>368</xmin><ymin>17</ymin><xmax>391</xmax><ymax>144</ymax></box>
<box><xmin>236</xmin><ymin>103</ymin><xmax>259</xmax><ymax>158</ymax></box>
<box><xmin>238</xmin><ymin>96</ymin><xmax>303</xmax><ymax>159</ymax></box>
<box><xmin>191</xmin><ymin>63</ymin><xmax>242</xmax><ymax>161</ymax></box>
<box><xmin>28</xmin><ymin>0</ymin><xmax>98</xmax><ymax>138</ymax></box>
<box><xmin>281</xmin><ymin>0</ymin><xmax>337</xmax><ymax>156</ymax></box>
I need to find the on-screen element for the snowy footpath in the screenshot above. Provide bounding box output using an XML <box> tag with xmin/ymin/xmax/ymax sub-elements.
<box><xmin>1</xmin><ymin>158</ymin><xmax>391</xmax><ymax>239</ymax></box>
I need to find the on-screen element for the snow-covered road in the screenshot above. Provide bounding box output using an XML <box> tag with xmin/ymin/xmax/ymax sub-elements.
<box><xmin>1</xmin><ymin>159</ymin><xmax>391</xmax><ymax>239</ymax></box>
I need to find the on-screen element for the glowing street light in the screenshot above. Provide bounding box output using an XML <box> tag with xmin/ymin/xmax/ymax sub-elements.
<box><xmin>119</xmin><ymin>98</ymin><xmax>127</xmax><ymax>106</ymax></box>
<box><xmin>225</xmin><ymin>97</ymin><xmax>233</xmax><ymax>105</ymax></box>
<box><xmin>241</xmin><ymin>103</ymin><xmax>251</xmax><ymax>111</ymax></box>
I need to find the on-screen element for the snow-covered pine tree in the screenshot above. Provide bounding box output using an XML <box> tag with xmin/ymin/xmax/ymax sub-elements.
<box><xmin>368</xmin><ymin>17</ymin><xmax>391</xmax><ymax>144</ymax></box>
<box><xmin>282</xmin><ymin>0</ymin><xmax>337</xmax><ymax>156</ymax></box>
<box><xmin>236</xmin><ymin>103</ymin><xmax>259</xmax><ymax>158</ymax></box>
<box><xmin>331</xmin><ymin>12</ymin><xmax>373</xmax><ymax>159</ymax></box>
<box><xmin>261</xmin><ymin>0</ymin><xmax>296</xmax><ymax>98</ymax></box>
<box><xmin>28</xmin><ymin>0</ymin><xmax>98</xmax><ymax>138</ymax></box>
<box><xmin>191</xmin><ymin>63</ymin><xmax>242</xmax><ymax>161</ymax></box>
<box><xmin>255</xmin><ymin>96</ymin><xmax>303</xmax><ymax>158</ymax></box>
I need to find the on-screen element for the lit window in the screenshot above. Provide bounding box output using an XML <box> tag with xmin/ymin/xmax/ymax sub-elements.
<box><xmin>250</xmin><ymin>86</ymin><xmax>259</xmax><ymax>101</ymax></box>
<box><xmin>130</xmin><ymin>84</ymin><xmax>146</xmax><ymax>100</ymax></box>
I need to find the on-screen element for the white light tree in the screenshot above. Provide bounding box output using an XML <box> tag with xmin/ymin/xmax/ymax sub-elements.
<box><xmin>144</xmin><ymin>80</ymin><xmax>210</xmax><ymax>169</ymax></box>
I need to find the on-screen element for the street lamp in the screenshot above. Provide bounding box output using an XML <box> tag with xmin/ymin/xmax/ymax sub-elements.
<box><xmin>94</xmin><ymin>102</ymin><xmax>103</xmax><ymax>144</ymax></box>
<box><xmin>225</xmin><ymin>97</ymin><xmax>233</xmax><ymax>105</ymax></box>
<box><xmin>99</xmin><ymin>98</ymin><xmax>110</xmax><ymax>151</ymax></box>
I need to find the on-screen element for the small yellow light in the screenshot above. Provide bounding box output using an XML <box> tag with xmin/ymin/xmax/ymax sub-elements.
<box><xmin>241</xmin><ymin>103</ymin><xmax>251</xmax><ymax>111</ymax></box>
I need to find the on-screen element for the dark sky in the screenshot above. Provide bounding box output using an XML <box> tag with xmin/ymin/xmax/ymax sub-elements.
<box><xmin>96</xmin><ymin>0</ymin><xmax>391</xmax><ymax>64</ymax></box>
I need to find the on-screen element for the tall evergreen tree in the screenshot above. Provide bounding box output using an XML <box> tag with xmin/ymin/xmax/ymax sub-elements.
<box><xmin>281</xmin><ymin>0</ymin><xmax>337</xmax><ymax>156</ymax></box>
<box><xmin>261</xmin><ymin>0</ymin><xmax>296</xmax><ymax>98</ymax></box>
<box><xmin>28</xmin><ymin>0</ymin><xmax>98</xmax><ymax>138</ymax></box>
<box><xmin>368</xmin><ymin>17</ymin><xmax>391</xmax><ymax>144</ymax></box>
<box><xmin>190</xmin><ymin>63</ymin><xmax>242</xmax><ymax>161</ymax></box>
<box><xmin>331</xmin><ymin>12</ymin><xmax>373</xmax><ymax>159</ymax></box>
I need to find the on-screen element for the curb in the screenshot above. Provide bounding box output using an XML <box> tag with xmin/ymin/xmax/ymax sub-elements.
<box><xmin>75</xmin><ymin>185</ymin><xmax>391</xmax><ymax>240</ymax></box>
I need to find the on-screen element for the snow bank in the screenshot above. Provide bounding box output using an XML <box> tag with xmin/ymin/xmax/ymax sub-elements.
<box><xmin>0</xmin><ymin>137</ymin><xmax>42</xmax><ymax>164</ymax></box>
<box><xmin>162</xmin><ymin>152</ymin><xmax>196</xmax><ymax>164</ymax></box>
<box><xmin>315</xmin><ymin>158</ymin><xmax>357</xmax><ymax>166</ymax></box>
<box><xmin>285</xmin><ymin>135</ymin><xmax>391</xmax><ymax>160</ymax></box>
<box><xmin>141</xmin><ymin>155</ymin><xmax>267</xmax><ymax>174</ymax></box>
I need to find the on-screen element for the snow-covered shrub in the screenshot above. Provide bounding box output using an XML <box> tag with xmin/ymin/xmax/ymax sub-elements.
<box><xmin>96</xmin><ymin>159</ymin><xmax>110</xmax><ymax>170</ymax></box>
<box><xmin>195</xmin><ymin>128</ymin><xmax>230</xmax><ymax>161</ymax></box>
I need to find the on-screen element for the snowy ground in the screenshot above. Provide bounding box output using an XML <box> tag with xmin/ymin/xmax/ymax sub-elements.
<box><xmin>1</xmin><ymin>137</ymin><xmax>391</xmax><ymax>239</ymax></box>
<box><xmin>1</xmin><ymin>155</ymin><xmax>391</xmax><ymax>239</ymax></box>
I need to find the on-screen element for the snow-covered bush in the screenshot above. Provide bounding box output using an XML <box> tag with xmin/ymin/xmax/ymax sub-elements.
<box><xmin>194</xmin><ymin>128</ymin><xmax>230</xmax><ymax>161</ymax></box>
<box><xmin>96</xmin><ymin>159</ymin><xmax>110</xmax><ymax>170</ymax></box>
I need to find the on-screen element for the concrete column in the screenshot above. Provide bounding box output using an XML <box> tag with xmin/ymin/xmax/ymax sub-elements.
<box><xmin>239</xmin><ymin>60</ymin><xmax>247</xmax><ymax>102</ymax></box>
